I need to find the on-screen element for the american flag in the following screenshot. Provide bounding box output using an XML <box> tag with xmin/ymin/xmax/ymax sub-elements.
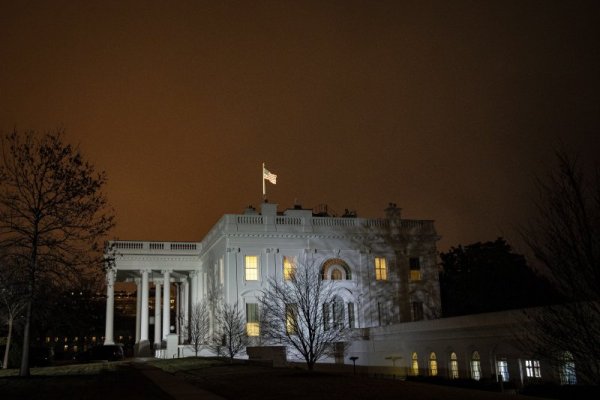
<box><xmin>263</xmin><ymin>167</ymin><xmax>277</xmax><ymax>185</ymax></box>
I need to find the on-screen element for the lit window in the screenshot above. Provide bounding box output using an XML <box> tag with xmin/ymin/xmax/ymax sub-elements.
<box><xmin>429</xmin><ymin>352</ymin><xmax>438</xmax><ymax>376</ymax></box>
<box><xmin>409</xmin><ymin>257</ymin><xmax>421</xmax><ymax>281</ymax></box>
<box><xmin>375</xmin><ymin>257</ymin><xmax>388</xmax><ymax>280</ymax></box>
<box><xmin>411</xmin><ymin>352</ymin><xmax>419</xmax><ymax>376</ymax></box>
<box><xmin>286</xmin><ymin>304</ymin><xmax>298</xmax><ymax>335</ymax></box>
<box><xmin>245</xmin><ymin>255</ymin><xmax>259</xmax><ymax>281</ymax></box>
<box><xmin>525</xmin><ymin>359</ymin><xmax>541</xmax><ymax>378</ymax></box>
<box><xmin>348</xmin><ymin>302</ymin><xmax>355</xmax><ymax>328</ymax></box>
<box><xmin>411</xmin><ymin>301</ymin><xmax>424</xmax><ymax>321</ymax></box>
<box><xmin>331</xmin><ymin>268</ymin><xmax>343</xmax><ymax>280</ymax></box>
<box><xmin>560</xmin><ymin>352</ymin><xmax>577</xmax><ymax>385</ymax></box>
<box><xmin>246</xmin><ymin>303</ymin><xmax>259</xmax><ymax>337</ymax></box>
<box><xmin>283</xmin><ymin>257</ymin><xmax>296</xmax><ymax>281</ymax></box>
<box><xmin>450</xmin><ymin>352</ymin><xmax>459</xmax><ymax>379</ymax></box>
<box><xmin>471</xmin><ymin>351</ymin><xmax>481</xmax><ymax>381</ymax></box>
<box><xmin>497</xmin><ymin>359</ymin><xmax>509</xmax><ymax>382</ymax></box>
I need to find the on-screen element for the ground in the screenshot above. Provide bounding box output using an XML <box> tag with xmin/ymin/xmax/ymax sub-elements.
<box><xmin>0</xmin><ymin>358</ymin><xmax>564</xmax><ymax>400</ymax></box>
<box><xmin>0</xmin><ymin>362</ymin><xmax>170</xmax><ymax>399</ymax></box>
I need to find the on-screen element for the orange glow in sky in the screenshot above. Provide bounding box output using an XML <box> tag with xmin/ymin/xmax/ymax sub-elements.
<box><xmin>1</xmin><ymin>1</ymin><xmax>598</xmax><ymax>251</ymax></box>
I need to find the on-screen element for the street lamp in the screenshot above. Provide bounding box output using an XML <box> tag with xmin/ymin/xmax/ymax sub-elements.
<box><xmin>349</xmin><ymin>356</ymin><xmax>359</xmax><ymax>375</ymax></box>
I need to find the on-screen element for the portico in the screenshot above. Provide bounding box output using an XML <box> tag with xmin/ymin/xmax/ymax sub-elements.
<box><xmin>103</xmin><ymin>241</ymin><xmax>202</xmax><ymax>355</ymax></box>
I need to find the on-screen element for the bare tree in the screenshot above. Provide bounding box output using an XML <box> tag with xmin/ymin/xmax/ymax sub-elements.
<box><xmin>211</xmin><ymin>302</ymin><xmax>248</xmax><ymax>360</ymax></box>
<box><xmin>0</xmin><ymin>257</ymin><xmax>26</xmax><ymax>369</ymax></box>
<box><xmin>188</xmin><ymin>301</ymin><xmax>210</xmax><ymax>356</ymax></box>
<box><xmin>0</xmin><ymin>130</ymin><xmax>114</xmax><ymax>376</ymax></box>
<box><xmin>259</xmin><ymin>257</ymin><xmax>348</xmax><ymax>370</ymax></box>
<box><xmin>521</xmin><ymin>151</ymin><xmax>600</xmax><ymax>384</ymax></box>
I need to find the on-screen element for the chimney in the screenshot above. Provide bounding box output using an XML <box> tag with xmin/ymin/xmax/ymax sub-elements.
<box><xmin>384</xmin><ymin>203</ymin><xmax>402</xmax><ymax>220</ymax></box>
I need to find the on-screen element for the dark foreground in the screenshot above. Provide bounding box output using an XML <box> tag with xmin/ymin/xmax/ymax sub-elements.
<box><xmin>0</xmin><ymin>364</ymin><xmax>170</xmax><ymax>400</ymax></box>
<box><xmin>0</xmin><ymin>359</ymin><xmax>581</xmax><ymax>400</ymax></box>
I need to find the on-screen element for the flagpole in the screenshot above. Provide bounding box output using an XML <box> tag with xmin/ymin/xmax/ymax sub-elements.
<box><xmin>262</xmin><ymin>162</ymin><xmax>266</xmax><ymax>201</ymax></box>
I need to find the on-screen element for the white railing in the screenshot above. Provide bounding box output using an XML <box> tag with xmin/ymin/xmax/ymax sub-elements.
<box><xmin>276</xmin><ymin>216</ymin><xmax>303</xmax><ymax>225</ymax></box>
<box><xmin>113</xmin><ymin>241</ymin><xmax>143</xmax><ymax>250</ymax></box>
<box><xmin>215</xmin><ymin>214</ymin><xmax>434</xmax><ymax>233</ymax></box>
<box><xmin>110</xmin><ymin>241</ymin><xmax>200</xmax><ymax>253</ymax></box>
<box><xmin>170</xmin><ymin>243</ymin><xmax>198</xmax><ymax>250</ymax></box>
<box><xmin>236</xmin><ymin>215</ymin><xmax>263</xmax><ymax>224</ymax></box>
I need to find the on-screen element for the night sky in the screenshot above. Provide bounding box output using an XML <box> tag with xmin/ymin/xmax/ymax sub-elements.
<box><xmin>1</xmin><ymin>1</ymin><xmax>599</xmax><ymax>252</ymax></box>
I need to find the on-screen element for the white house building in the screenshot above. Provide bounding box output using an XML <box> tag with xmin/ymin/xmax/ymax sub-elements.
<box><xmin>104</xmin><ymin>202</ymin><xmax>441</xmax><ymax>356</ymax></box>
<box><xmin>103</xmin><ymin>202</ymin><xmax>580</xmax><ymax>387</ymax></box>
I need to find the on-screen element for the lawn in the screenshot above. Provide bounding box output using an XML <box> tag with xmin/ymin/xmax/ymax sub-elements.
<box><xmin>0</xmin><ymin>362</ymin><xmax>171</xmax><ymax>400</ymax></box>
<box><xmin>0</xmin><ymin>357</ymin><xmax>562</xmax><ymax>400</ymax></box>
<box><xmin>148</xmin><ymin>358</ymin><xmax>550</xmax><ymax>400</ymax></box>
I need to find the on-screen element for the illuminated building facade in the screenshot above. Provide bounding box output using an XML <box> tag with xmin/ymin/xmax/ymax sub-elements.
<box><xmin>104</xmin><ymin>202</ymin><xmax>441</xmax><ymax>355</ymax></box>
<box><xmin>103</xmin><ymin>202</ymin><xmax>581</xmax><ymax>386</ymax></box>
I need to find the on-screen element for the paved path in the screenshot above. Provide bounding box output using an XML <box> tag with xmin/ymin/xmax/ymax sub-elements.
<box><xmin>132</xmin><ymin>360</ymin><xmax>226</xmax><ymax>400</ymax></box>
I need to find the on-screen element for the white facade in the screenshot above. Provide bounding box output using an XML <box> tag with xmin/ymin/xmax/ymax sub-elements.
<box><xmin>103</xmin><ymin>202</ymin><xmax>582</xmax><ymax>386</ymax></box>
<box><xmin>104</xmin><ymin>203</ymin><xmax>441</xmax><ymax>355</ymax></box>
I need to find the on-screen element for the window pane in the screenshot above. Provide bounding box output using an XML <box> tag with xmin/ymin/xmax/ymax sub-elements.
<box><xmin>450</xmin><ymin>352</ymin><xmax>459</xmax><ymax>379</ymax></box>
<box><xmin>323</xmin><ymin>304</ymin><xmax>330</xmax><ymax>331</ymax></box>
<box><xmin>348</xmin><ymin>302</ymin><xmax>355</xmax><ymax>328</ymax></box>
<box><xmin>411</xmin><ymin>352</ymin><xmax>419</xmax><ymax>376</ymax></box>
<box><xmin>375</xmin><ymin>257</ymin><xmax>388</xmax><ymax>280</ymax></box>
<box><xmin>246</xmin><ymin>303</ymin><xmax>259</xmax><ymax>337</ymax></box>
<box><xmin>429</xmin><ymin>353</ymin><xmax>438</xmax><ymax>376</ymax></box>
<box><xmin>331</xmin><ymin>269</ymin><xmax>343</xmax><ymax>280</ymax></box>
<box><xmin>497</xmin><ymin>360</ymin><xmax>509</xmax><ymax>382</ymax></box>
<box><xmin>245</xmin><ymin>255</ymin><xmax>258</xmax><ymax>281</ymax></box>
<box><xmin>333</xmin><ymin>297</ymin><xmax>344</xmax><ymax>329</ymax></box>
<box><xmin>286</xmin><ymin>304</ymin><xmax>298</xmax><ymax>335</ymax></box>
<box><xmin>471</xmin><ymin>351</ymin><xmax>481</xmax><ymax>381</ymax></box>
<box><xmin>283</xmin><ymin>257</ymin><xmax>296</xmax><ymax>280</ymax></box>
<box><xmin>412</xmin><ymin>301</ymin><xmax>424</xmax><ymax>321</ymax></box>
<box><xmin>409</xmin><ymin>257</ymin><xmax>421</xmax><ymax>281</ymax></box>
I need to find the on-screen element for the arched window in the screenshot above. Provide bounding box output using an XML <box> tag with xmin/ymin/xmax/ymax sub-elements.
<box><xmin>429</xmin><ymin>352</ymin><xmax>438</xmax><ymax>376</ymax></box>
<box><xmin>471</xmin><ymin>351</ymin><xmax>481</xmax><ymax>381</ymax></box>
<box><xmin>450</xmin><ymin>352</ymin><xmax>459</xmax><ymax>379</ymax></box>
<box><xmin>560</xmin><ymin>351</ymin><xmax>577</xmax><ymax>385</ymax></box>
<box><xmin>411</xmin><ymin>352</ymin><xmax>419</xmax><ymax>376</ymax></box>
<box><xmin>321</xmin><ymin>259</ymin><xmax>352</xmax><ymax>280</ymax></box>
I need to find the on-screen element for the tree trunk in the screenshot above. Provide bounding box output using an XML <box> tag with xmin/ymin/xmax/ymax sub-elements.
<box><xmin>2</xmin><ymin>315</ymin><xmax>13</xmax><ymax>369</ymax></box>
<box><xmin>20</xmin><ymin>235</ymin><xmax>38</xmax><ymax>377</ymax></box>
<box><xmin>19</xmin><ymin>298</ymin><xmax>32</xmax><ymax>376</ymax></box>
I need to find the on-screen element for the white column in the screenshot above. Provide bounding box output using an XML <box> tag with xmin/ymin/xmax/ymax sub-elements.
<box><xmin>176</xmin><ymin>283</ymin><xmax>181</xmax><ymax>337</ymax></box>
<box><xmin>183</xmin><ymin>278</ymin><xmax>190</xmax><ymax>342</ymax></box>
<box><xmin>135</xmin><ymin>278</ymin><xmax>141</xmax><ymax>343</ymax></box>
<box><xmin>162</xmin><ymin>270</ymin><xmax>171</xmax><ymax>338</ymax></box>
<box><xmin>104</xmin><ymin>268</ymin><xmax>116</xmax><ymax>345</ymax></box>
<box><xmin>140</xmin><ymin>269</ymin><xmax>150</xmax><ymax>342</ymax></box>
<box><xmin>190</xmin><ymin>271</ymin><xmax>198</xmax><ymax>305</ymax></box>
<box><xmin>154</xmin><ymin>281</ymin><xmax>162</xmax><ymax>347</ymax></box>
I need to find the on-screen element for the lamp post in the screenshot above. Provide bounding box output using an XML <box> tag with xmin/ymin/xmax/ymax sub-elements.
<box><xmin>349</xmin><ymin>356</ymin><xmax>359</xmax><ymax>375</ymax></box>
